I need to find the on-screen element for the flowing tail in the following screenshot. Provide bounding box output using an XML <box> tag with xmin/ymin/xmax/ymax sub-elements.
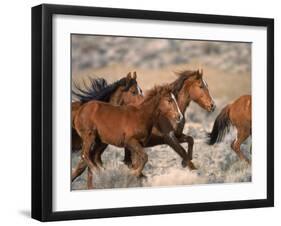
<box><xmin>208</xmin><ymin>105</ymin><xmax>231</xmax><ymax>145</ymax></box>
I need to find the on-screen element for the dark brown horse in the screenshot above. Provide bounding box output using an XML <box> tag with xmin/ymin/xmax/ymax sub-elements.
<box><xmin>121</xmin><ymin>69</ymin><xmax>216</xmax><ymax>170</ymax></box>
<box><xmin>208</xmin><ymin>95</ymin><xmax>251</xmax><ymax>163</ymax></box>
<box><xmin>71</xmin><ymin>72</ymin><xmax>143</xmax><ymax>151</ymax></box>
<box><xmin>73</xmin><ymin>86</ymin><xmax>183</xmax><ymax>188</ymax></box>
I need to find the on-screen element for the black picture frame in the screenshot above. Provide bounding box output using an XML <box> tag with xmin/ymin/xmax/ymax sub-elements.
<box><xmin>32</xmin><ymin>3</ymin><xmax>274</xmax><ymax>222</ymax></box>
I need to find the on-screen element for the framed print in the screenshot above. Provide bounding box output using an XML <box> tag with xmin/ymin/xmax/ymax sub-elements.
<box><xmin>31</xmin><ymin>4</ymin><xmax>274</xmax><ymax>221</ymax></box>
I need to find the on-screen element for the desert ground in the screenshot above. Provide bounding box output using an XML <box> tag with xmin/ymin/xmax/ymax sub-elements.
<box><xmin>71</xmin><ymin>36</ymin><xmax>252</xmax><ymax>190</ymax></box>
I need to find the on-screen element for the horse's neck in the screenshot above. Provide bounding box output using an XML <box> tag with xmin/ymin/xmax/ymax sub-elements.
<box><xmin>177</xmin><ymin>88</ymin><xmax>191</xmax><ymax>114</ymax></box>
<box><xmin>139</xmin><ymin>95</ymin><xmax>161</xmax><ymax>120</ymax></box>
<box><xmin>109</xmin><ymin>87</ymin><xmax>123</xmax><ymax>105</ymax></box>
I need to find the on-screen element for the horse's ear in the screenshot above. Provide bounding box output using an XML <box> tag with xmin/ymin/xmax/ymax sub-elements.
<box><xmin>133</xmin><ymin>71</ymin><xmax>137</xmax><ymax>79</ymax></box>
<box><xmin>122</xmin><ymin>72</ymin><xmax>132</xmax><ymax>91</ymax></box>
<box><xmin>196</xmin><ymin>69</ymin><xmax>202</xmax><ymax>79</ymax></box>
<box><xmin>126</xmin><ymin>72</ymin><xmax>132</xmax><ymax>79</ymax></box>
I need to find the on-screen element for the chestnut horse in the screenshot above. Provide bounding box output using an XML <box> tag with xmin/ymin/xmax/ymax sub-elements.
<box><xmin>208</xmin><ymin>95</ymin><xmax>251</xmax><ymax>163</ymax></box>
<box><xmin>71</xmin><ymin>72</ymin><xmax>143</xmax><ymax>151</ymax></box>
<box><xmin>121</xmin><ymin>69</ymin><xmax>216</xmax><ymax>170</ymax></box>
<box><xmin>73</xmin><ymin>86</ymin><xmax>183</xmax><ymax>188</ymax></box>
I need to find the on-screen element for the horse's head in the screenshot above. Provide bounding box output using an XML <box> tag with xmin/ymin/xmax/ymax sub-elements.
<box><xmin>119</xmin><ymin>71</ymin><xmax>144</xmax><ymax>106</ymax></box>
<box><xmin>157</xmin><ymin>87</ymin><xmax>183</xmax><ymax>125</ymax></box>
<box><xmin>179</xmin><ymin>69</ymin><xmax>215</xmax><ymax>112</ymax></box>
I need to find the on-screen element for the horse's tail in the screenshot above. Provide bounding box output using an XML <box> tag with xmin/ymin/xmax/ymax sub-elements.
<box><xmin>208</xmin><ymin>105</ymin><xmax>231</xmax><ymax>145</ymax></box>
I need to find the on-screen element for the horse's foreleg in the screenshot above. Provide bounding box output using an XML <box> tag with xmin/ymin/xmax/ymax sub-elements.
<box><xmin>123</xmin><ymin>134</ymin><xmax>164</xmax><ymax>168</ymax></box>
<box><xmin>178</xmin><ymin>134</ymin><xmax>194</xmax><ymax>161</ymax></box>
<box><xmin>93</xmin><ymin>143</ymin><xmax>108</xmax><ymax>170</ymax></box>
<box><xmin>231</xmin><ymin>128</ymin><xmax>250</xmax><ymax>164</ymax></box>
<box><xmin>127</xmin><ymin>140</ymin><xmax>148</xmax><ymax>178</ymax></box>
<box><xmin>164</xmin><ymin>132</ymin><xmax>196</xmax><ymax>170</ymax></box>
<box><xmin>123</xmin><ymin>148</ymin><xmax>132</xmax><ymax>168</ymax></box>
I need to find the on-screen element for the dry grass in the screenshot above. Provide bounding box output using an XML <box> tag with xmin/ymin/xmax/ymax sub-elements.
<box><xmin>71</xmin><ymin>57</ymin><xmax>252</xmax><ymax>190</ymax></box>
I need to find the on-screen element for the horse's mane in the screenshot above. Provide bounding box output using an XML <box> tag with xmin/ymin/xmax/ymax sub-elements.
<box><xmin>142</xmin><ymin>85</ymin><xmax>172</xmax><ymax>104</ymax></box>
<box><xmin>142</xmin><ymin>70</ymin><xmax>198</xmax><ymax>102</ymax></box>
<box><xmin>72</xmin><ymin>76</ymin><xmax>137</xmax><ymax>103</ymax></box>
<box><xmin>171</xmin><ymin>70</ymin><xmax>199</xmax><ymax>96</ymax></box>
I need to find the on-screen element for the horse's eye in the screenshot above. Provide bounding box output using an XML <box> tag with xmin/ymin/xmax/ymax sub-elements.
<box><xmin>131</xmin><ymin>91</ymin><xmax>137</xmax><ymax>96</ymax></box>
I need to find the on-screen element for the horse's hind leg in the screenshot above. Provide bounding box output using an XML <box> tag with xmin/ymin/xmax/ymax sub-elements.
<box><xmin>81</xmin><ymin>131</ymin><xmax>99</xmax><ymax>172</ymax></box>
<box><xmin>86</xmin><ymin>143</ymin><xmax>108</xmax><ymax>189</ymax></box>
<box><xmin>86</xmin><ymin>148</ymin><xmax>97</xmax><ymax>189</ymax></box>
<box><xmin>72</xmin><ymin>159</ymin><xmax>87</xmax><ymax>182</ymax></box>
<box><xmin>231</xmin><ymin>127</ymin><xmax>250</xmax><ymax>164</ymax></box>
<box><xmin>71</xmin><ymin>140</ymin><xmax>99</xmax><ymax>183</ymax></box>
<box><xmin>87</xmin><ymin>167</ymin><xmax>94</xmax><ymax>189</ymax></box>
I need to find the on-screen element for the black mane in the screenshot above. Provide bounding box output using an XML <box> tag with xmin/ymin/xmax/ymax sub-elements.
<box><xmin>72</xmin><ymin>76</ymin><xmax>136</xmax><ymax>103</ymax></box>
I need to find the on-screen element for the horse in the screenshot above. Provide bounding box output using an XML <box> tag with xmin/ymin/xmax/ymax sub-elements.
<box><xmin>72</xmin><ymin>69</ymin><xmax>216</xmax><ymax>188</ymax></box>
<box><xmin>121</xmin><ymin>69</ymin><xmax>216</xmax><ymax>170</ymax></box>
<box><xmin>73</xmin><ymin>85</ymin><xmax>183</xmax><ymax>188</ymax></box>
<box><xmin>207</xmin><ymin>95</ymin><xmax>251</xmax><ymax>163</ymax></box>
<box><xmin>71</xmin><ymin>72</ymin><xmax>143</xmax><ymax>151</ymax></box>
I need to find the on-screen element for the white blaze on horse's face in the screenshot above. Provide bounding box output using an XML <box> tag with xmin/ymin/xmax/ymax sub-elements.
<box><xmin>137</xmin><ymin>85</ymin><xmax>143</xmax><ymax>96</ymax></box>
<box><xmin>171</xmin><ymin>93</ymin><xmax>183</xmax><ymax>123</ymax></box>
<box><xmin>203</xmin><ymin>78</ymin><xmax>215</xmax><ymax>103</ymax></box>
<box><xmin>202</xmin><ymin>78</ymin><xmax>208</xmax><ymax>88</ymax></box>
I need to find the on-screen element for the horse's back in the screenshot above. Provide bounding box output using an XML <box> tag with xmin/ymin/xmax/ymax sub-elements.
<box><xmin>229</xmin><ymin>95</ymin><xmax>251</xmax><ymax>129</ymax></box>
<box><xmin>77</xmin><ymin>100</ymin><xmax>138</xmax><ymax>146</ymax></box>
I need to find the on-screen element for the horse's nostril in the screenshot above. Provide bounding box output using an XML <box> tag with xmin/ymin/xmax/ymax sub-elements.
<box><xmin>210</xmin><ymin>103</ymin><xmax>216</xmax><ymax>111</ymax></box>
<box><xmin>178</xmin><ymin>114</ymin><xmax>184</xmax><ymax>122</ymax></box>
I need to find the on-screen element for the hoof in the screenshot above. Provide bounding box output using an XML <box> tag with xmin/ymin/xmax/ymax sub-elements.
<box><xmin>187</xmin><ymin>161</ymin><xmax>197</xmax><ymax>170</ymax></box>
<box><xmin>182</xmin><ymin>160</ymin><xmax>197</xmax><ymax>170</ymax></box>
<box><xmin>138</xmin><ymin>173</ymin><xmax>147</xmax><ymax>179</ymax></box>
<box><xmin>97</xmin><ymin>163</ymin><xmax>105</xmax><ymax>170</ymax></box>
<box><xmin>244</xmin><ymin>158</ymin><xmax>251</xmax><ymax>165</ymax></box>
<box><xmin>131</xmin><ymin>169</ymin><xmax>146</xmax><ymax>179</ymax></box>
<box><xmin>89</xmin><ymin>166</ymin><xmax>99</xmax><ymax>174</ymax></box>
<box><xmin>181</xmin><ymin>160</ymin><xmax>187</xmax><ymax>168</ymax></box>
<box><xmin>87</xmin><ymin>184</ymin><xmax>95</xmax><ymax>189</ymax></box>
<box><xmin>123</xmin><ymin>160</ymin><xmax>133</xmax><ymax>169</ymax></box>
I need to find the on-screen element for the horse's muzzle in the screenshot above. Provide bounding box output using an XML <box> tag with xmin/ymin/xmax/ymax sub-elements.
<box><xmin>176</xmin><ymin>115</ymin><xmax>185</xmax><ymax>125</ymax></box>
